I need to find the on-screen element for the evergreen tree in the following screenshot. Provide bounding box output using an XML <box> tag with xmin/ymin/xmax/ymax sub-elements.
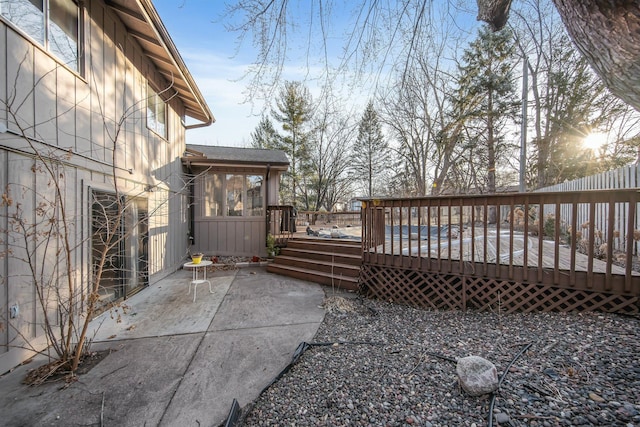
<box><xmin>452</xmin><ymin>26</ymin><xmax>519</xmax><ymax>195</ymax></box>
<box><xmin>351</xmin><ymin>101</ymin><xmax>390</xmax><ymax>197</ymax></box>
<box><xmin>250</xmin><ymin>115</ymin><xmax>279</xmax><ymax>149</ymax></box>
<box><xmin>271</xmin><ymin>81</ymin><xmax>313</xmax><ymax>208</ymax></box>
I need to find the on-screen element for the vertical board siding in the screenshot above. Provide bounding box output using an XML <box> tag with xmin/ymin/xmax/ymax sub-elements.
<box><xmin>34</xmin><ymin>54</ymin><xmax>57</xmax><ymax>143</ymax></box>
<box><xmin>6</xmin><ymin>31</ymin><xmax>35</xmax><ymax>137</ymax></box>
<box><xmin>193</xmin><ymin>218</ymin><xmax>267</xmax><ymax>257</ymax></box>
<box><xmin>1</xmin><ymin>23</ymin><xmax>6</xmax><ymax>125</ymax></box>
<box><xmin>537</xmin><ymin>164</ymin><xmax>640</xmax><ymax>251</ymax></box>
<box><xmin>0</xmin><ymin>0</ymin><xmax>191</xmax><ymax>373</ymax></box>
<box><xmin>0</xmin><ymin>150</ymin><xmax>7</xmax><ymax>356</ymax></box>
<box><xmin>89</xmin><ymin>1</ymin><xmax>105</xmax><ymax>163</ymax></box>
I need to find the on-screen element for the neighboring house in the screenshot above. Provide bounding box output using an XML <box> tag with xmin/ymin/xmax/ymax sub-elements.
<box><xmin>0</xmin><ymin>0</ymin><xmax>213</xmax><ymax>373</ymax></box>
<box><xmin>183</xmin><ymin>144</ymin><xmax>289</xmax><ymax>257</ymax></box>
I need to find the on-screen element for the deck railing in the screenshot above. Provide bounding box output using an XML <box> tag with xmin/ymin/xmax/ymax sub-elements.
<box><xmin>267</xmin><ymin>205</ymin><xmax>296</xmax><ymax>246</ymax></box>
<box><xmin>360</xmin><ymin>190</ymin><xmax>640</xmax><ymax>313</ymax></box>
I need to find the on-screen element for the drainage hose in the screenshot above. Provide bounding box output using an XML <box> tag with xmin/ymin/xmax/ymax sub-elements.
<box><xmin>487</xmin><ymin>342</ymin><xmax>533</xmax><ymax>427</ymax></box>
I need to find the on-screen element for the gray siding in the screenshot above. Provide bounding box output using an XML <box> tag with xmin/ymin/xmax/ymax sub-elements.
<box><xmin>0</xmin><ymin>1</ymin><xmax>190</xmax><ymax>373</ymax></box>
<box><xmin>191</xmin><ymin>169</ymin><xmax>282</xmax><ymax>257</ymax></box>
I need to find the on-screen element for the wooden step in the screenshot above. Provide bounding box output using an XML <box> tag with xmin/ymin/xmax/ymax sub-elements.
<box><xmin>279</xmin><ymin>247</ymin><xmax>362</xmax><ymax>266</ymax></box>
<box><xmin>267</xmin><ymin>263</ymin><xmax>359</xmax><ymax>291</ymax></box>
<box><xmin>285</xmin><ymin>239</ymin><xmax>362</xmax><ymax>256</ymax></box>
<box><xmin>272</xmin><ymin>256</ymin><xmax>360</xmax><ymax>278</ymax></box>
<box><xmin>266</xmin><ymin>238</ymin><xmax>363</xmax><ymax>290</ymax></box>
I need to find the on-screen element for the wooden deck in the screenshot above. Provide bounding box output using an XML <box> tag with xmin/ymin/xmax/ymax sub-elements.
<box><xmin>359</xmin><ymin>190</ymin><xmax>640</xmax><ymax>313</ymax></box>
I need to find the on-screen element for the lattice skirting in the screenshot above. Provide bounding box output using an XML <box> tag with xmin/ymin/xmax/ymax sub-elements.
<box><xmin>359</xmin><ymin>264</ymin><xmax>639</xmax><ymax>314</ymax></box>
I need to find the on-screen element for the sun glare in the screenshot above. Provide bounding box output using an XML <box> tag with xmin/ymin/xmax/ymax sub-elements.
<box><xmin>583</xmin><ymin>132</ymin><xmax>607</xmax><ymax>151</ymax></box>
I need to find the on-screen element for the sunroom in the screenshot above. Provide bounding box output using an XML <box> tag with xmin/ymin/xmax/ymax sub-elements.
<box><xmin>182</xmin><ymin>145</ymin><xmax>289</xmax><ymax>257</ymax></box>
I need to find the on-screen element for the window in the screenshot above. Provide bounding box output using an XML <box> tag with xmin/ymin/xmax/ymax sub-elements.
<box><xmin>203</xmin><ymin>173</ymin><xmax>223</xmax><ymax>216</ymax></box>
<box><xmin>226</xmin><ymin>174</ymin><xmax>243</xmax><ymax>216</ymax></box>
<box><xmin>0</xmin><ymin>0</ymin><xmax>81</xmax><ymax>72</ymax></box>
<box><xmin>146</xmin><ymin>83</ymin><xmax>167</xmax><ymax>138</ymax></box>
<box><xmin>246</xmin><ymin>175</ymin><xmax>264</xmax><ymax>216</ymax></box>
<box><xmin>204</xmin><ymin>173</ymin><xmax>264</xmax><ymax>217</ymax></box>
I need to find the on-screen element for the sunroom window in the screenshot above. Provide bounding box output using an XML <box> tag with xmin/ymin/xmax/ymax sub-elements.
<box><xmin>204</xmin><ymin>173</ymin><xmax>264</xmax><ymax>217</ymax></box>
<box><xmin>0</xmin><ymin>0</ymin><xmax>81</xmax><ymax>72</ymax></box>
<box><xmin>146</xmin><ymin>83</ymin><xmax>167</xmax><ymax>138</ymax></box>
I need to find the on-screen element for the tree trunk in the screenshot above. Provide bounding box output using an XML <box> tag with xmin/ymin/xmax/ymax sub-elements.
<box><xmin>478</xmin><ymin>0</ymin><xmax>640</xmax><ymax>111</ymax></box>
<box><xmin>552</xmin><ymin>1</ymin><xmax>640</xmax><ymax>112</ymax></box>
<box><xmin>476</xmin><ymin>0</ymin><xmax>514</xmax><ymax>31</ymax></box>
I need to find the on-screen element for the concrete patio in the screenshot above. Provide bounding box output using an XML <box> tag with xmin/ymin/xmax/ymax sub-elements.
<box><xmin>0</xmin><ymin>265</ymin><xmax>326</xmax><ymax>426</ymax></box>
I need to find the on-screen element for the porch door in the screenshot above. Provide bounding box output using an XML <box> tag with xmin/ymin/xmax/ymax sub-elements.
<box><xmin>91</xmin><ymin>191</ymin><xmax>148</xmax><ymax>308</ymax></box>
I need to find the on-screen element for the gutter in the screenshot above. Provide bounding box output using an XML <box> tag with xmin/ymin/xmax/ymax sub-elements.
<box><xmin>185</xmin><ymin>120</ymin><xmax>213</xmax><ymax>130</ymax></box>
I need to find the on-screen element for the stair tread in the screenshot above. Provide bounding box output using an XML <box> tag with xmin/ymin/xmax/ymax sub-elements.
<box><xmin>285</xmin><ymin>244</ymin><xmax>362</xmax><ymax>255</ymax></box>
<box><xmin>280</xmin><ymin>248</ymin><xmax>362</xmax><ymax>259</ymax></box>
<box><xmin>267</xmin><ymin>263</ymin><xmax>359</xmax><ymax>282</ymax></box>
<box><xmin>294</xmin><ymin>237</ymin><xmax>361</xmax><ymax>244</ymax></box>
<box><xmin>274</xmin><ymin>255</ymin><xmax>360</xmax><ymax>269</ymax></box>
<box><xmin>288</xmin><ymin>239</ymin><xmax>361</xmax><ymax>247</ymax></box>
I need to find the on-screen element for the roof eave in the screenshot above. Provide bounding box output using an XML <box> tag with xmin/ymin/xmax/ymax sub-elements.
<box><xmin>181</xmin><ymin>158</ymin><xmax>289</xmax><ymax>169</ymax></box>
<box><xmin>106</xmin><ymin>0</ymin><xmax>215</xmax><ymax>126</ymax></box>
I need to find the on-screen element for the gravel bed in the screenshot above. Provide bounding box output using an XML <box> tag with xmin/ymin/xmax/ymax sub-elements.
<box><xmin>240</xmin><ymin>294</ymin><xmax>640</xmax><ymax>426</ymax></box>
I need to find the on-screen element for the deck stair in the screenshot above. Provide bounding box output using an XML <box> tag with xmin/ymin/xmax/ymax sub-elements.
<box><xmin>267</xmin><ymin>238</ymin><xmax>362</xmax><ymax>291</ymax></box>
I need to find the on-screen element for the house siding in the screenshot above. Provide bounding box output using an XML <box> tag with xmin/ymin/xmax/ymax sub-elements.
<box><xmin>0</xmin><ymin>1</ymin><xmax>191</xmax><ymax>373</ymax></box>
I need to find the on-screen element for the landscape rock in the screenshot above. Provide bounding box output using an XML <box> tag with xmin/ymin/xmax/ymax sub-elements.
<box><xmin>456</xmin><ymin>355</ymin><xmax>499</xmax><ymax>396</ymax></box>
<box><xmin>494</xmin><ymin>412</ymin><xmax>510</xmax><ymax>424</ymax></box>
<box><xmin>240</xmin><ymin>300</ymin><xmax>640</xmax><ymax>426</ymax></box>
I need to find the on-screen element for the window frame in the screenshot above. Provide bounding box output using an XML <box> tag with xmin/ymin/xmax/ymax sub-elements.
<box><xmin>0</xmin><ymin>0</ymin><xmax>83</xmax><ymax>74</ymax></box>
<box><xmin>146</xmin><ymin>82</ymin><xmax>168</xmax><ymax>139</ymax></box>
<box><xmin>202</xmin><ymin>172</ymin><xmax>265</xmax><ymax>218</ymax></box>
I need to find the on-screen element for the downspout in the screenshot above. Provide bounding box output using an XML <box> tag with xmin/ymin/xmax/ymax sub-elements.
<box><xmin>187</xmin><ymin>161</ymin><xmax>195</xmax><ymax>248</ymax></box>
<box><xmin>265</xmin><ymin>164</ymin><xmax>271</xmax><ymax>246</ymax></box>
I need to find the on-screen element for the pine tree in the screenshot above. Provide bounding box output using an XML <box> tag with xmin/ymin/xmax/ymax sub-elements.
<box><xmin>452</xmin><ymin>26</ymin><xmax>519</xmax><ymax>195</ymax></box>
<box><xmin>250</xmin><ymin>115</ymin><xmax>279</xmax><ymax>149</ymax></box>
<box><xmin>351</xmin><ymin>100</ymin><xmax>390</xmax><ymax>197</ymax></box>
<box><xmin>271</xmin><ymin>81</ymin><xmax>313</xmax><ymax>207</ymax></box>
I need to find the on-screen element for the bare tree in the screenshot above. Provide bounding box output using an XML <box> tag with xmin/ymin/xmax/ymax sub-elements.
<box><xmin>306</xmin><ymin>96</ymin><xmax>354</xmax><ymax>211</ymax></box>
<box><xmin>223</xmin><ymin>1</ymin><xmax>473</xmax><ymax>105</ymax></box>
<box><xmin>227</xmin><ymin>0</ymin><xmax>640</xmax><ymax>129</ymax></box>
<box><xmin>379</xmin><ymin>24</ymin><xmax>468</xmax><ymax>197</ymax></box>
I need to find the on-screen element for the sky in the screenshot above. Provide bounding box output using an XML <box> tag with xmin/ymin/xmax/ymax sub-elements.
<box><xmin>152</xmin><ymin>1</ymin><xmax>480</xmax><ymax>148</ymax></box>
<box><xmin>153</xmin><ymin>1</ymin><xmax>262</xmax><ymax>147</ymax></box>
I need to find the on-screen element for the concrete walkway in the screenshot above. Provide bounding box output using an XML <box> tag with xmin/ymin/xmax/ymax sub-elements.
<box><xmin>0</xmin><ymin>266</ymin><xmax>326</xmax><ymax>426</ymax></box>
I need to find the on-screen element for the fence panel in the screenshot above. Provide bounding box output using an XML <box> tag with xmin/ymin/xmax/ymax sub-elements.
<box><xmin>538</xmin><ymin>165</ymin><xmax>640</xmax><ymax>252</ymax></box>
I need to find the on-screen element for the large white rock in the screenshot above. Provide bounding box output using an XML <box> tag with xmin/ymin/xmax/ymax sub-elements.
<box><xmin>456</xmin><ymin>355</ymin><xmax>499</xmax><ymax>396</ymax></box>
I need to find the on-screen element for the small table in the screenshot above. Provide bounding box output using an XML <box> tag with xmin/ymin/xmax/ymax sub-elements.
<box><xmin>183</xmin><ymin>260</ymin><xmax>213</xmax><ymax>302</ymax></box>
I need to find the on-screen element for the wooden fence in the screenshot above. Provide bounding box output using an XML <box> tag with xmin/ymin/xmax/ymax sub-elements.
<box><xmin>537</xmin><ymin>164</ymin><xmax>640</xmax><ymax>252</ymax></box>
<box><xmin>297</xmin><ymin>210</ymin><xmax>362</xmax><ymax>228</ymax></box>
<box><xmin>359</xmin><ymin>190</ymin><xmax>640</xmax><ymax>314</ymax></box>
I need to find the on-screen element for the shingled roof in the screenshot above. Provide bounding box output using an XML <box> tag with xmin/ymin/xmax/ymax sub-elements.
<box><xmin>183</xmin><ymin>144</ymin><xmax>289</xmax><ymax>168</ymax></box>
